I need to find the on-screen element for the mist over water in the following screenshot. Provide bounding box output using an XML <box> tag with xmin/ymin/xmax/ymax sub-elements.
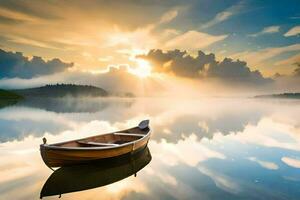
<box><xmin>1</xmin><ymin>97</ymin><xmax>300</xmax><ymax>200</ymax></box>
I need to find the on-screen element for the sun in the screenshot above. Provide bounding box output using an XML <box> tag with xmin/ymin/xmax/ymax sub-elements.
<box><xmin>129</xmin><ymin>59</ymin><xmax>152</xmax><ymax>78</ymax></box>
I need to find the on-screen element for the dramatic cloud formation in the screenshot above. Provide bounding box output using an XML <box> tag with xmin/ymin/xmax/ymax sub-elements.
<box><xmin>0</xmin><ymin>0</ymin><xmax>298</xmax><ymax>78</ymax></box>
<box><xmin>2</xmin><ymin>47</ymin><xmax>300</xmax><ymax>95</ymax></box>
<box><xmin>0</xmin><ymin>49</ymin><xmax>73</xmax><ymax>79</ymax></box>
<box><xmin>138</xmin><ymin>49</ymin><xmax>272</xmax><ymax>85</ymax></box>
<box><xmin>0</xmin><ymin>64</ymin><xmax>164</xmax><ymax>97</ymax></box>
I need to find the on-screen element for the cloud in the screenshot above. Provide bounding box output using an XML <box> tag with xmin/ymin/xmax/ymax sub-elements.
<box><xmin>65</xmin><ymin>66</ymin><xmax>162</xmax><ymax>94</ymax></box>
<box><xmin>0</xmin><ymin>0</ymin><xmax>186</xmax><ymax>72</ymax></box>
<box><xmin>0</xmin><ymin>15</ymin><xmax>23</xmax><ymax>24</ymax></box>
<box><xmin>159</xmin><ymin>9</ymin><xmax>178</xmax><ymax>24</ymax></box>
<box><xmin>98</xmin><ymin>8</ymin><xmax>180</xmax><ymax>61</ymax></box>
<box><xmin>0</xmin><ymin>107</ymin><xmax>72</xmax><ymax>142</ymax></box>
<box><xmin>0</xmin><ymin>48</ymin><xmax>73</xmax><ymax>79</ymax></box>
<box><xmin>228</xmin><ymin>117</ymin><xmax>300</xmax><ymax>152</ymax></box>
<box><xmin>284</xmin><ymin>26</ymin><xmax>300</xmax><ymax>37</ymax></box>
<box><xmin>197</xmin><ymin>166</ymin><xmax>241</xmax><ymax>194</ymax></box>
<box><xmin>0</xmin><ymin>0</ymin><xmax>181</xmax><ymax>31</ymax></box>
<box><xmin>0</xmin><ymin>0</ymin><xmax>297</xmax><ymax>79</ymax></box>
<box><xmin>281</xmin><ymin>157</ymin><xmax>300</xmax><ymax>168</ymax></box>
<box><xmin>0</xmin><ymin>7</ymin><xmax>41</xmax><ymax>24</ymax></box>
<box><xmin>4</xmin><ymin>35</ymin><xmax>61</xmax><ymax>49</ymax></box>
<box><xmin>138</xmin><ymin>49</ymin><xmax>272</xmax><ymax>85</ymax></box>
<box><xmin>248</xmin><ymin>26</ymin><xmax>280</xmax><ymax>37</ymax></box>
<box><xmin>150</xmin><ymin>134</ymin><xmax>225</xmax><ymax>167</ymax></box>
<box><xmin>230</xmin><ymin>44</ymin><xmax>300</xmax><ymax>71</ymax></box>
<box><xmin>269</xmin><ymin>53</ymin><xmax>300</xmax><ymax>88</ymax></box>
<box><xmin>248</xmin><ymin>157</ymin><xmax>279</xmax><ymax>170</ymax></box>
<box><xmin>0</xmin><ymin>64</ymin><xmax>164</xmax><ymax>96</ymax></box>
<box><xmin>293</xmin><ymin>62</ymin><xmax>300</xmax><ymax>76</ymax></box>
<box><xmin>261</xmin><ymin>26</ymin><xmax>280</xmax><ymax>33</ymax></box>
<box><xmin>200</xmin><ymin>1</ymin><xmax>246</xmax><ymax>29</ymax></box>
<box><xmin>201</xmin><ymin>11</ymin><xmax>233</xmax><ymax>29</ymax></box>
<box><xmin>0</xmin><ymin>1</ymin><xmax>60</xmax><ymax>21</ymax></box>
<box><xmin>164</xmin><ymin>31</ymin><xmax>227</xmax><ymax>50</ymax></box>
<box><xmin>274</xmin><ymin>53</ymin><xmax>300</xmax><ymax>69</ymax></box>
<box><xmin>272</xmin><ymin>69</ymin><xmax>300</xmax><ymax>93</ymax></box>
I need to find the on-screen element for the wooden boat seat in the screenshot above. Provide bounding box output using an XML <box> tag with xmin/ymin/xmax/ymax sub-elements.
<box><xmin>77</xmin><ymin>141</ymin><xmax>119</xmax><ymax>147</ymax></box>
<box><xmin>114</xmin><ymin>133</ymin><xmax>145</xmax><ymax>137</ymax></box>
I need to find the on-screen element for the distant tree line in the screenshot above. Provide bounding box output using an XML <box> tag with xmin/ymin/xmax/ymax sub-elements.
<box><xmin>255</xmin><ymin>93</ymin><xmax>300</xmax><ymax>99</ymax></box>
<box><xmin>12</xmin><ymin>84</ymin><xmax>109</xmax><ymax>98</ymax></box>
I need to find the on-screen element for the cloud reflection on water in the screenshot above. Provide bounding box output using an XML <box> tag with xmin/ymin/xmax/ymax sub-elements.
<box><xmin>0</xmin><ymin>98</ymin><xmax>300</xmax><ymax>199</ymax></box>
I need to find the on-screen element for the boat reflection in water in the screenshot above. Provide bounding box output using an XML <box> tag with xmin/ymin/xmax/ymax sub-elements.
<box><xmin>40</xmin><ymin>146</ymin><xmax>151</xmax><ymax>198</ymax></box>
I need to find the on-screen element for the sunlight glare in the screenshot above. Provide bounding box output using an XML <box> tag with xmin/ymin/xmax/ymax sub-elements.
<box><xmin>129</xmin><ymin>59</ymin><xmax>152</xmax><ymax>78</ymax></box>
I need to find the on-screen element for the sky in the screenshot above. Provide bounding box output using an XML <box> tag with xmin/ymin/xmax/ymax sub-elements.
<box><xmin>0</xmin><ymin>0</ymin><xmax>299</xmax><ymax>96</ymax></box>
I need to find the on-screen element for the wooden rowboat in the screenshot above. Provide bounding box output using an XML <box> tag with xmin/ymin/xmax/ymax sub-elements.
<box><xmin>40</xmin><ymin>147</ymin><xmax>151</xmax><ymax>198</ymax></box>
<box><xmin>40</xmin><ymin>120</ymin><xmax>150</xmax><ymax>169</ymax></box>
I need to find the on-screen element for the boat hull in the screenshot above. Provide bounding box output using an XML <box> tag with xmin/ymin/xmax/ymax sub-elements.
<box><xmin>40</xmin><ymin>137</ymin><xmax>149</xmax><ymax>167</ymax></box>
<box><xmin>40</xmin><ymin>146</ymin><xmax>152</xmax><ymax>198</ymax></box>
<box><xmin>40</xmin><ymin>124</ymin><xmax>151</xmax><ymax>168</ymax></box>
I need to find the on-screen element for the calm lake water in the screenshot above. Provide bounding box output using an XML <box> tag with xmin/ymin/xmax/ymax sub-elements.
<box><xmin>1</xmin><ymin>97</ymin><xmax>300</xmax><ymax>200</ymax></box>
